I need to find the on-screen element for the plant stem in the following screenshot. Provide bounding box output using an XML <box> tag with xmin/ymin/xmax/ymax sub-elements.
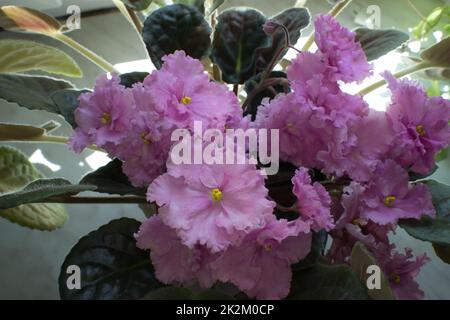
<box><xmin>126</xmin><ymin>6</ymin><xmax>144</xmax><ymax>33</ymax></box>
<box><xmin>112</xmin><ymin>0</ymin><xmax>133</xmax><ymax>23</ymax></box>
<box><xmin>357</xmin><ymin>61</ymin><xmax>433</xmax><ymax>96</ymax></box>
<box><xmin>301</xmin><ymin>0</ymin><xmax>352</xmax><ymax>52</ymax></box>
<box><xmin>6</xmin><ymin>135</ymin><xmax>104</xmax><ymax>152</ymax></box>
<box><xmin>53</xmin><ymin>33</ymin><xmax>118</xmax><ymax>73</ymax></box>
<box><xmin>34</xmin><ymin>135</ymin><xmax>70</xmax><ymax>144</ymax></box>
<box><xmin>38</xmin><ymin>196</ymin><xmax>148</xmax><ymax>204</ymax></box>
<box><xmin>242</xmin><ymin>77</ymin><xmax>290</xmax><ymax>110</ymax></box>
<box><xmin>276</xmin><ymin>203</ymin><xmax>298</xmax><ymax>212</ymax></box>
<box><xmin>329</xmin><ymin>0</ymin><xmax>353</xmax><ymax>19</ymax></box>
<box><xmin>233</xmin><ymin>84</ymin><xmax>239</xmax><ymax>96</ymax></box>
<box><xmin>300</xmin><ymin>33</ymin><xmax>315</xmax><ymax>53</ymax></box>
<box><xmin>261</xmin><ymin>23</ymin><xmax>291</xmax><ymax>83</ymax></box>
<box><xmin>112</xmin><ymin>0</ymin><xmax>143</xmax><ymax>33</ymax></box>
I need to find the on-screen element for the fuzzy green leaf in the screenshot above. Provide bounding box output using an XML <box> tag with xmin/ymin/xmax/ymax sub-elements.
<box><xmin>0</xmin><ymin>146</ymin><xmax>68</xmax><ymax>230</ymax></box>
<box><xmin>0</xmin><ymin>39</ymin><xmax>82</xmax><ymax>77</ymax></box>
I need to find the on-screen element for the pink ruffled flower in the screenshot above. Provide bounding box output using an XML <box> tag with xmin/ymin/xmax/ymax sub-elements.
<box><xmin>143</xmin><ymin>50</ymin><xmax>241</xmax><ymax>131</ymax></box>
<box><xmin>377</xmin><ymin>248</ymin><xmax>429</xmax><ymax>300</ymax></box>
<box><xmin>359</xmin><ymin>160</ymin><xmax>435</xmax><ymax>225</ymax></box>
<box><xmin>327</xmin><ymin>182</ymin><xmax>394</xmax><ymax>264</ymax></box>
<box><xmin>335</xmin><ymin>110</ymin><xmax>395</xmax><ymax>182</ymax></box>
<box><xmin>211</xmin><ymin>216</ymin><xmax>311</xmax><ymax>299</ymax></box>
<box><xmin>314</xmin><ymin>14</ymin><xmax>372</xmax><ymax>83</ymax></box>
<box><xmin>291</xmin><ymin>167</ymin><xmax>334</xmax><ymax>232</ymax></box>
<box><xmin>254</xmin><ymin>93</ymin><xmax>316</xmax><ymax>166</ymax></box>
<box><xmin>291</xmin><ymin>64</ymin><xmax>369</xmax><ymax>178</ymax></box>
<box><xmin>115</xmin><ymin>114</ymin><xmax>172</xmax><ymax>187</ymax></box>
<box><xmin>287</xmin><ymin>51</ymin><xmax>337</xmax><ymax>91</ymax></box>
<box><xmin>258</xmin><ymin>52</ymin><xmax>369</xmax><ymax>177</ymax></box>
<box><xmin>69</xmin><ymin>74</ymin><xmax>134</xmax><ymax>153</ymax></box>
<box><xmin>147</xmin><ymin>152</ymin><xmax>275</xmax><ymax>253</ymax></box>
<box><xmin>114</xmin><ymin>84</ymin><xmax>174</xmax><ymax>187</ymax></box>
<box><xmin>135</xmin><ymin>215</ymin><xmax>216</xmax><ymax>288</ymax></box>
<box><xmin>289</xmin><ymin>53</ymin><xmax>368</xmax><ymax>124</ymax></box>
<box><xmin>384</xmin><ymin>72</ymin><xmax>450</xmax><ymax>174</ymax></box>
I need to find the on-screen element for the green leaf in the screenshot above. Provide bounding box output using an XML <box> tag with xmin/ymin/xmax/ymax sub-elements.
<box><xmin>288</xmin><ymin>263</ymin><xmax>369</xmax><ymax>299</ymax></box>
<box><xmin>351</xmin><ymin>242</ymin><xmax>395</xmax><ymax>300</ymax></box>
<box><xmin>50</xmin><ymin>89</ymin><xmax>89</xmax><ymax>128</ymax></box>
<box><xmin>0</xmin><ymin>123</ymin><xmax>45</xmax><ymax>141</ymax></box>
<box><xmin>79</xmin><ymin>159</ymin><xmax>146</xmax><ymax>196</ymax></box>
<box><xmin>244</xmin><ymin>71</ymin><xmax>288</xmax><ymax>121</ymax></box>
<box><xmin>444</xmin><ymin>23</ymin><xmax>450</xmax><ymax>36</ymax></box>
<box><xmin>400</xmin><ymin>180</ymin><xmax>450</xmax><ymax>246</ymax></box>
<box><xmin>119</xmin><ymin>71</ymin><xmax>149</xmax><ymax>88</ymax></box>
<box><xmin>425</xmin><ymin>79</ymin><xmax>442</xmax><ymax>97</ymax></box>
<box><xmin>412</xmin><ymin>6</ymin><xmax>448</xmax><ymax>39</ymax></box>
<box><xmin>267</xmin><ymin>161</ymin><xmax>297</xmax><ymax>207</ymax></box>
<box><xmin>256</xmin><ymin>8</ymin><xmax>310</xmax><ymax>73</ymax></box>
<box><xmin>0</xmin><ymin>5</ymin><xmax>61</xmax><ymax>35</ymax></box>
<box><xmin>0</xmin><ymin>39</ymin><xmax>82</xmax><ymax>77</ymax></box>
<box><xmin>211</xmin><ymin>8</ymin><xmax>270</xmax><ymax>84</ymax></box>
<box><xmin>0</xmin><ymin>178</ymin><xmax>96</xmax><ymax>210</ymax></box>
<box><xmin>293</xmin><ymin>230</ymin><xmax>327</xmax><ymax>270</ymax></box>
<box><xmin>0</xmin><ymin>73</ymin><xmax>73</xmax><ymax>112</ymax></box>
<box><xmin>421</xmin><ymin>36</ymin><xmax>450</xmax><ymax>68</ymax></box>
<box><xmin>142</xmin><ymin>4</ymin><xmax>211</xmax><ymax>69</ymax></box>
<box><xmin>433</xmin><ymin>243</ymin><xmax>450</xmax><ymax>264</ymax></box>
<box><xmin>354</xmin><ymin>28</ymin><xmax>409</xmax><ymax>61</ymax></box>
<box><xmin>0</xmin><ymin>145</ymin><xmax>68</xmax><ymax>230</ymax></box>
<box><xmin>409</xmin><ymin>165</ymin><xmax>438</xmax><ymax>181</ymax></box>
<box><xmin>121</xmin><ymin>0</ymin><xmax>153</xmax><ymax>11</ymax></box>
<box><xmin>0</xmin><ymin>74</ymin><xmax>82</xmax><ymax>128</ymax></box>
<box><xmin>420</xmin><ymin>68</ymin><xmax>450</xmax><ymax>82</ymax></box>
<box><xmin>435</xmin><ymin>147</ymin><xmax>448</xmax><ymax>162</ymax></box>
<box><xmin>59</xmin><ymin>218</ymin><xmax>164</xmax><ymax>299</ymax></box>
<box><xmin>138</xmin><ymin>202</ymin><xmax>158</xmax><ymax>217</ymax></box>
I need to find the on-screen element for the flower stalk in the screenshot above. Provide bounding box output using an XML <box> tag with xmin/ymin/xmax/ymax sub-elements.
<box><xmin>112</xmin><ymin>0</ymin><xmax>143</xmax><ymax>33</ymax></box>
<box><xmin>4</xmin><ymin>134</ymin><xmax>104</xmax><ymax>152</ymax></box>
<box><xmin>52</xmin><ymin>33</ymin><xmax>118</xmax><ymax>73</ymax></box>
<box><xmin>38</xmin><ymin>195</ymin><xmax>148</xmax><ymax>204</ymax></box>
<box><xmin>358</xmin><ymin>61</ymin><xmax>434</xmax><ymax>96</ymax></box>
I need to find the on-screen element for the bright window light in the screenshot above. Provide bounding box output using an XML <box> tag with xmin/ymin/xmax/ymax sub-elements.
<box><xmin>114</xmin><ymin>59</ymin><xmax>156</xmax><ymax>74</ymax></box>
<box><xmin>29</xmin><ymin>149</ymin><xmax>61</xmax><ymax>172</ymax></box>
<box><xmin>408</xmin><ymin>40</ymin><xmax>422</xmax><ymax>53</ymax></box>
<box><xmin>433</xmin><ymin>30</ymin><xmax>443</xmax><ymax>42</ymax></box>
<box><xmin>85</xmin><ymin>151</ymin><xmax>111</xmax><ymax>170</ymax></box>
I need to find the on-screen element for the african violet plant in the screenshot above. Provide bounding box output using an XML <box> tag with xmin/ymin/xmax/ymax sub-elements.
<box><xmin>0</xmin><ymin>0</ymin><xmax>449</xmax><ymax>300</ymax></box>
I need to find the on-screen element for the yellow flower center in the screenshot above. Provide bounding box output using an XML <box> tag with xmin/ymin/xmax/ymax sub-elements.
<box><xmin>100</xmin><ymin>112</ymin><xmax>111</xmax><ymax>125</ymax></box>
<box><xmin>264</xmin><ymin>244</ymin><xmax>273</xmax><ymax>252</ymax></box>
<box><xmin>181</xmin><ymin>96</ymin><xmax>192</xmax><ymax>106</ymax></box>
<box><xmin>211</xmin><ymin>188</ymin><xmax>222</xmax><ymax>203</ymax></box>
<box><xmin>352</xmin><ymin>218</ymin><xmax>367</xmax><ymax>226</ymax></box>
<box><xmin>392</xmin><ymin>274</ymin><xmax>401</xmax><ymax>284</ymax></box>
<box><xmin>416</xmin><ymin>125</ymin><xmax>426</xmax><ymax>137</ymax></box>
<box><xmin>384</xmin><ymin>195</ymin><xmax>396</xmax><ymax>207</ymax></box>
<box><xmin>140</xmin><ymin>132</ymin><xmax>151</xmax><ymax>145</ymax></box>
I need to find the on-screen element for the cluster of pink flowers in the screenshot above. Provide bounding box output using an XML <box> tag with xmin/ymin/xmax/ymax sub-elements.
<box><xmin>70</xmin><ymin>14</ymin><xmax>450</xmax><ymax>300</ymax></box>
<box><xmin>137</xmin><ymin>152</ymin><xmax>323</xmax><ymax>299</ymax></box>
<box><xmin>70</xmin><ymin>51</ymin><xmax>242</xmax><ymax>186</ymax></box>
<box><xmin>255</xmin><ymin>14</ymin><xmax>449</xmax><ymax>299</ymax></box>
